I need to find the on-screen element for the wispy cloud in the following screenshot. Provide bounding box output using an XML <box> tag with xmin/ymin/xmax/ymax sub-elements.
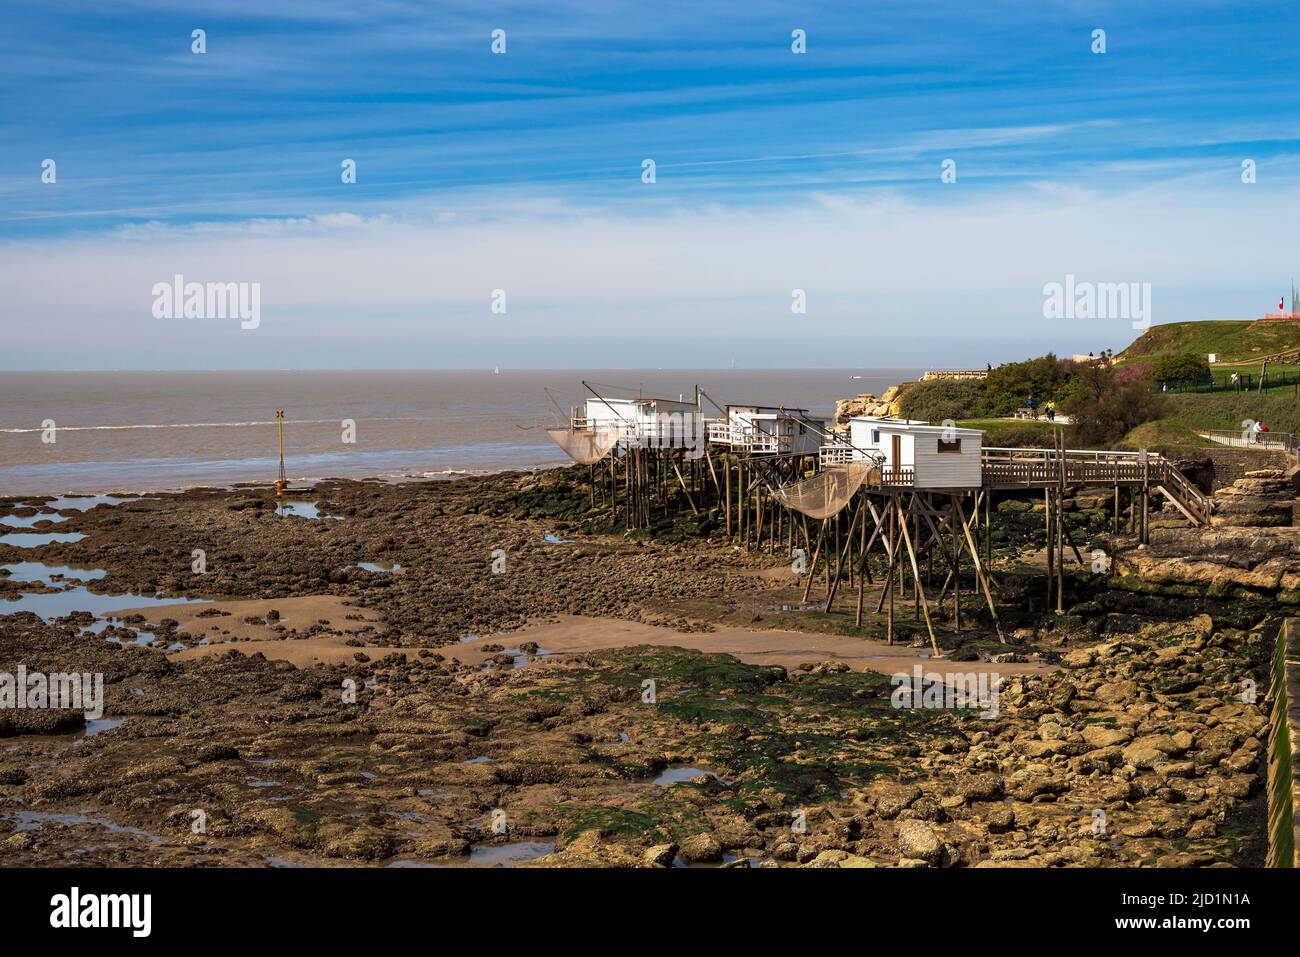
<box><xmin>3</xmin><ymin>1</ymin><xmax>1299</xmax><ymax>366</ymax></box>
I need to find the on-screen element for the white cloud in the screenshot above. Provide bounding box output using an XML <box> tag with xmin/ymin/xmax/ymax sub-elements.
<box><xmin>1</xmin><ymin>180</ymin><xmax>1292</xmax><ymax>368</ymax></box>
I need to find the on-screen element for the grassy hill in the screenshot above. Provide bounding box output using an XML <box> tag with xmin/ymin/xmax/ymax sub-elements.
<box><xmin>1118</xmin><ymin>318</ymin><xmax>1300</xmax><ymax>366</ymax></box>
<box><xmin>1164</xmin><ymin>391</ymin><xmax>1300</xmax><ymax>435</ymax></box>
<box><xmin>1116</xmin><ymin>418</ymin><xmax>1217</xmax><ymax>452</ymax></box>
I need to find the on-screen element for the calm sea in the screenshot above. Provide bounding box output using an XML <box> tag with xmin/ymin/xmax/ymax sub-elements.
<box><xmin>0</xmin><ymin>370</ymin><xmax>920</xmax><ymax>495</ymax></box>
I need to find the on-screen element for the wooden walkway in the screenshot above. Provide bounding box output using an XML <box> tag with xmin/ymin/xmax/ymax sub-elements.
<box><xmin>980</xmin><ymin>447</ymin><xmax>1211</xmax><ymax>526</ymax></box>
<box><xmin>794</xmin><ymin>445</ymin><xmax>1212</xmax><ymax>526</ymax></box>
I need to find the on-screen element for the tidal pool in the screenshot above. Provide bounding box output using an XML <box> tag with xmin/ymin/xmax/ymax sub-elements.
<box><xmin>45</xmin><ymin>495</ymin><xmax>139</xmax><ymax>511</ymax></box>
<box><xmin>275</xmin><ymin>501</ymin><xmax>342</xmax><ymax>520</ymax></box>
<box><xmin>0</xmin><ymin>532</ymin><xmax>85</xmax><ymax>547</ymax></box>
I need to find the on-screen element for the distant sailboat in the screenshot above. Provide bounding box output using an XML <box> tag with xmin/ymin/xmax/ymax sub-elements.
<box><xmin>493</xmin><ymin>366</ymin><xmax>500</xmax><ymax>375</ymax></box>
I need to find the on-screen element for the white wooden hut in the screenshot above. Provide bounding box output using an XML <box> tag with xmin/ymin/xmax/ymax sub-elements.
<box><xmin>706</xmin><ymin>405</ymin><xmax>826</xmax><ymax>456</ymax></box>
<box><xmin>845</xmin><ymin>416</ymin><xmax>983</xmax><ymax>489</ymax></box>
<box><xmin>582</xmin><ymin>395</ymin><xmax>699</xmax><ymax>446</ymax></box>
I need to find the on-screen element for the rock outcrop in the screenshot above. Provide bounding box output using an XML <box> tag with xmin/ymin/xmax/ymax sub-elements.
<box><xmin>1123</xmin><ymin>467</ymin><xmax>1300</xmax><ymax>599</ymax></box>
<box><xmin>835</xmin><ymin>385</ymin><xmax>904</xmax><ymax>425</ymax></box>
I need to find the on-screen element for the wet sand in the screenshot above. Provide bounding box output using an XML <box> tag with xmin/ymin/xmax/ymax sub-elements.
<box><xmin>163</xmin><ymin>598</ymin><xmax>1053</xmax><ymax>676</ymax></box>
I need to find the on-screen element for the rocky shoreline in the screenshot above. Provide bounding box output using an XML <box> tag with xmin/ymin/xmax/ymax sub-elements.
<box><xmin>0</xmin><ymin>463</ymin><xmax>1294</xmax><ymax>867</ymax></box>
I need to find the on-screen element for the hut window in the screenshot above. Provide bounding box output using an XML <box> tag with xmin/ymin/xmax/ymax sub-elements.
<box><xmin>937</xmin><ymin>438</ymin><xmax>962</xmax><ymax>453</ymax></box>
<box><xmin>871</xmin><ymin>429</ymin><xmax>880</xmax><ymax>443</ymax></box>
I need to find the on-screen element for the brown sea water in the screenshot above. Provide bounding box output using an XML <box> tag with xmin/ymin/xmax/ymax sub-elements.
<box><xmin>0</xmin><ymin>369</ymin><xmax>920</xmax><ymax>495</ymax></box>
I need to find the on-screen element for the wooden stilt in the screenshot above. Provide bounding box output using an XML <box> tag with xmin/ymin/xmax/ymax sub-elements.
<box><xmin>801</xmin><ymin>519</ymin><xmax>827</xmax><ymax>604</ymax></box>
<box><xmin>896</xmin><ymin>496</ymin><xmax>942</xmax><ymax>658</ymax></box>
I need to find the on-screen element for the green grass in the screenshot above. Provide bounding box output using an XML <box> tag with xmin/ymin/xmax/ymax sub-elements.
<box><xmin>1117</xmin><ymin>418</ymin><xmax>1218</xmax><ymax>452</ymax></box>
<box><xmin>1118</xmin><ymin>318</ymin><xmax>1300</xmax><ymax>365</ymax></box>
<box><xmin>959</xmin><ymin>418</ymin><xmax>1064</xmax><ymax>448</ymax></box>
<box><xmin>1164</xmin><ymin>391</ymin><xmax>1300</xmax><ymax>435</ymax></box>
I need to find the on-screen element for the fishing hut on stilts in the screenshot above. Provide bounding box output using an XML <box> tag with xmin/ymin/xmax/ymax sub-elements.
<box><xmin>543</xmin><ymin>380</ymin><xmax>1212</xmax><ymax>659</ymax></box>
<box><xmin>546</xmin><ymin>383</ymin><xmax>712</xmax><ymax>530</ymax></box>
<box><xmin>746</xmin><ymin>414</ymin><xmax>1004</xmax><ymax>658</ymax></box>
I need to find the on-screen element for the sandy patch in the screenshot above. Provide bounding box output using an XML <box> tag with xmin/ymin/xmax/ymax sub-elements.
<box><xmin>172</xmin><ymin>608</ymin><xmax>1054</xmax><ymax>677</ymax></box>
<box><xmin>112</xmin><ymin>595</ymin><xmax>384</xmax><ymax>664</ymax></box>
<box><xmin>448</xmin><ymin>615</ymin><xmax>1054</xmax><ymax>678</ymax></box>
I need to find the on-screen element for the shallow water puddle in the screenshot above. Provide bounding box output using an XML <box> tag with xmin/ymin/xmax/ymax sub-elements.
<box><xmin>674</xmin><ymin>852</ymin><xmax>753</xmax><ymax>869</ymax></box>
<box><xmin>81</xmin><ymin>618</ymin><xmax>158</xmax><ymax>647</ymax></box>
<box><xmin>79</xmin><ymin>718</ymin><xmax>125</xmax><ymax>739</ymax></box>
<box><xmin>652</xmin><ymin>766</ymin><xmax>718</xmax><ymax>786</ymax></box>
<box><xmin>275</xmin><ymin>501</ymin><xmax>342</xmax><ymax>520</ymax></box>
<box><xmin>464</xmin><ymin>755</ymin><xmax>493</xmax><ymax>765</ymax></box>
<box><xmin>10</xmin><ymin>810</ymin><xmax>161</xmax><ymax>845</ymax></box>
<box><xmin>2</xmin><ymin>561</ymin><xmax>105</xmax><ymax>584</ymax></box>
<box><xmin>46</xmin><ymin>495</ymin><xmax>139</xmax><ymax>511</ymax></box>
<box><xmin>542</xmin><ymin>533</ymin><xmax>572</xmax><ymax>544</ymax></box>
<box><xmin>5</xmin><ymin>586</ymin><xmax>200</xmax><ymax>621</ymax></box>
<box><xmin>0</xmin><ymin>532</ymin><xmax>85</xmax><ymax>547</ymax></box>
<box><xmin>354</xmin><ymin>561</ymin><xmax>401</xmax><ymax>573</ymax></box>
<box><xmin>469</xmin><ymin>841</ymin><xmax>555</xmax><ymax>867</ymax></box>
<box><xmin>1</xmin><ymin>560</ymin><xmax>204</xmax><ymax>623</ymax></box>
<box><xmin>1</xmin><ymin>511</ymin><xmax>68</xmax><ymax>528</ymax></box>
<box><xmin>478</xmin><ymin>647</ymin><xmax>553</xmax><ymax>672</ymax></box>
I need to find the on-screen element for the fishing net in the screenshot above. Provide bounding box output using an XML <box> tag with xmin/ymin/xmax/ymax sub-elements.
<box><xmin>770</xmin><ymin>463</ymin><xmax>878</xmax><ymax>519</ymax></box>
<box><xmin>547</xmin><ymin>427</ymin><xmax>620</xmax><ymax>465</ymax></box>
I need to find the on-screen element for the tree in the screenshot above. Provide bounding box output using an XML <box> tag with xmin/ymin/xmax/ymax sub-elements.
<box><xmin>1151</xmin><ymin>352</ymin><xmax>1211</xmax><ymax>383</ymax></box>
<box><xmin>975</xmin><ymin>354</ymin><xmax>1076</xmax><ymax>417</ymax></box>
<box><xmin>1061</xmin><ymin>362</ymin><xmax>1169</xmax><ymax>446</ymax></box>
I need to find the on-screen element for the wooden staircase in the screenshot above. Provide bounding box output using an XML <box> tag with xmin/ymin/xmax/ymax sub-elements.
<box><xmin>1154</xmin><ymin>462</ymin><xmax>1213</xmax><ymax>527</ymax></box>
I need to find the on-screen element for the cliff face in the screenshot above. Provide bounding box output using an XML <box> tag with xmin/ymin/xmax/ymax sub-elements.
<box><xmin>834</xmin><ymin>386</ymin><xmax>903</xmax><ymax>425</ymax></box>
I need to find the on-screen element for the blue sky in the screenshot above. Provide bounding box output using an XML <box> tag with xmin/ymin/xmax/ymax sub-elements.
<box><xmin>3</xmin><ymin>1</ymin><xmax>1300</xmax><ymax>369</ymax></box>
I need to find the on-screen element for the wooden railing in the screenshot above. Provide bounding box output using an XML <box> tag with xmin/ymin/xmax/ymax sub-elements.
<box><xmin>878</xmin><ymin>467</ymin><xmax>915</xmax><ymax>488</ymax></box>
<box><xmin>980</xmin><ymin>447</ymin><xmax>1211</xmax><ymax>525</ymax></box>
<box><xmin>818</xmin><ymin>444</ymin><xmax>854</xmax><ymax>467</ymax></box>
<box><xmin>707</xmin><ymin>422</ymin><xmax>781</xmax><ymax>453</ymax></box>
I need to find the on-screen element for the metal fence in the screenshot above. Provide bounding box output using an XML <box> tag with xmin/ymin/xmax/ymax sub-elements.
<box><xmin>1200</xmin><ymin>429</ymin><xmax>1298</xmax><ymax>453</ymax></box>
<box><xmin>1157</xmin><ymin>370</ymin><xmax>1300</xmax><ymax>394</ymax></box>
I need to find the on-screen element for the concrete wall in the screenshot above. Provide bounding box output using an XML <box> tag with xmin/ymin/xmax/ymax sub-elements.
<box><xmin>1165</xmin><ymin>447</ymin><xmax>1295</xmax><ymax>491</ymax></box>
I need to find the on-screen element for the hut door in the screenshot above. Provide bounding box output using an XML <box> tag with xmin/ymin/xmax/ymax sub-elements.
<box><xmin>891</xmin><ymin>434</ymin><xmax>901</xmax><ymax>474</ymax></box>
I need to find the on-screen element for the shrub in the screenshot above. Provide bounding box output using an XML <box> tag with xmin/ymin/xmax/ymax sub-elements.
<box><xmin>975</xmin><ymin>354</ymin><xmax>1076</xmax><ymax>417</ymax></box>
<box><xmin>1151</xmin><ymin>351</ymin><xmax>1211</xmax><ymax>383</ymax></box>
<box><xmin>898</xmin><ymin>378</ymin><xmax>985</xmax><ymax>423</ymax></box>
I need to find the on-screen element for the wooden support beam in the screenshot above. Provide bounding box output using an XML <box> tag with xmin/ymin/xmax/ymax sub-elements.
<box><xmin>952</xmin><ymin>493</ymin><xmax>1005</xmax><ymax>643</ymax></box>
<box><xmin>896</xmin><ymin>496</ymin><xmax>942</xmax><ymax>658</ymax></box>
